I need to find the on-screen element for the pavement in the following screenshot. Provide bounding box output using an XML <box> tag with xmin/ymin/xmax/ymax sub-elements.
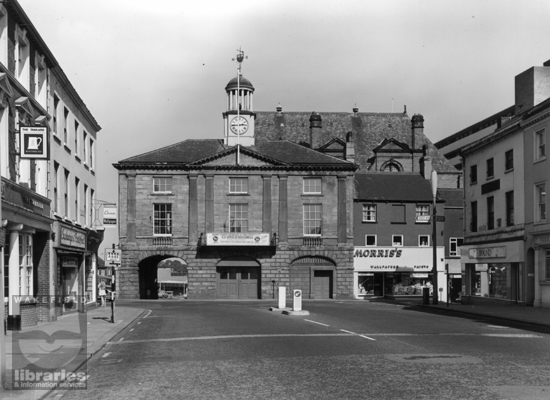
<box><xmin>0</xmin><ymin>302</ymin><xmax>146</xmax><ymax>400</ymax></box>
<box><xmin>0</xmin><ymin>298</ymin><xmax>549</xmax><ymax>399</ymax></box>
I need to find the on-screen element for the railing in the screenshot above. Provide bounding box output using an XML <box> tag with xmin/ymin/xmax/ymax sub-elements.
<box><xmin>303</xmin><ymin>237</ymin><xmax>323</xmax><ymax>246</ymax></box>
<box><xmin>153</xmin><ymin>236</ymin><xmax>173</xmax><ymax>246</ymax></box>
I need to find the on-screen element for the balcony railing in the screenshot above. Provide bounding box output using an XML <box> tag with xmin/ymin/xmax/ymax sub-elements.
<box><xmin>153</xmin><ymin>236</ymin><xmax>173</xmax><ymax>246</ymax></box>
<box><xmin>303</xmin><ymin>237</ymin><xmax>323</xmax><ymax>247</ymax></box>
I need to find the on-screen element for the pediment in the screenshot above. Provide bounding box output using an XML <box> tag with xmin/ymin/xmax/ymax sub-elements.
<box><xmin>373</xmin><ymin>138</ymin><xmax>411</xmax><ymax>153</ymax></box>
<box><xmin>318</xmin><ymin>138</ymin><xmax>346</xmax><ymax>151</ymax></box>
<box><xmin>192</xmin><ymin>145</ymin><xmax>289</xmax><ymax>167</ymax></box>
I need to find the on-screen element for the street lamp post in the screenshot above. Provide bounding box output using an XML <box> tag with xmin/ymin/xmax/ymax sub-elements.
<box><xmin>431</xmin><ymin>170</ymin><xmax>439</xmax><ymax>305</ymax></box>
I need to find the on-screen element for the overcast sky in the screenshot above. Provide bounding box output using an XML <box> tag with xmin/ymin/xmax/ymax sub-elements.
<box><xmin>17</xmin><ymin>0</ymin><xmax>550</xmax><ymax>248</ymax></box>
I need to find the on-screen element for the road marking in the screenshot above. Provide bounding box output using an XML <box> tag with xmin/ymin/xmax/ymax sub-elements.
<box><xmin>305</xmin><ymin>319</ymin><xmax>329</xmax><ymax>327</ymax></box>
<box><xmin>119</xmin><ymin>338</ymin><xmax>124</xmax><ymax>342</ymax></box>
<box><xmin>102</xmin><ymin>352</ymin><xmax>111</xmax><ymax>358</ymax></box>
<box><xmin>130</xmin><ymin>328</ymin><xmax>134</xmax><ymax>332</ymax></box>
<box><xmin>341</xmin><ymin>329</ymin><xmax>376</xmax><ymax>341</ymax></box>
<box><xmin>106</xmin><ymin>332</ymin><xmax>542</xmax><ymax>345</ymax></box>
<box><xmin>143</xmin><ymin>310</ymin><xmax>152</xmax><ymax>319</ymax></box>
<box><xmin>137</xmin><ymin>322</ymin><xmax>141</xmax><ymax>325</ymax></box>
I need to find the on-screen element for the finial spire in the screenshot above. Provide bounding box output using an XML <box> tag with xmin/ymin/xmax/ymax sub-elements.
<box><xmin>232</xmin><ymin>47</ymin><xmax>248</xmax><ymax>77</ymax></box>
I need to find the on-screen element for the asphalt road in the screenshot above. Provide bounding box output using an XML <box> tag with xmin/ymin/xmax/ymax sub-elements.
<box><xmin>53</xmin><ymin>300</ymin><xmax>550</xmax><ymax>400</ymax></box>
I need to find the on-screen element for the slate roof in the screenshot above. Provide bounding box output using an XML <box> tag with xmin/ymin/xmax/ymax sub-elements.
<box><xmin>254</xmin><ymin>111</ymin><xmax>458</xmax><ymax>173</ymax></box>
<box><xmin>114</xmin><ymin>139</ymin><xmax>355</xmax><ymax>170</ymax></box>
<box><xmin>354</xmin><ymin>172</ymin><xmax>435</xmax><ymax>202</ymax></box>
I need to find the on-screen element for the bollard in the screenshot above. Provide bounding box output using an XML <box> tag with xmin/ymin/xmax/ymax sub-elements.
<box><xmin>278</xmin><ymin>287</ymin><xmax>286</xmax><ymax>309</ymax></box>
<box><xmin>422</xmin><ymin>287</ymin><xmax>430</xmax><ymax>305</ymax></box>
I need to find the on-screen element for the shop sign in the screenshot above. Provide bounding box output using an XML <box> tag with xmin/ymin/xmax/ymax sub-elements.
<box><xmin>1</xmin><ymin>178</ymin><xmax>50</xmax><ymax>216</ymax></box>
<box><xmin>103</xmin><ymin>205</ymin><xmax>117</xmax><ymax>228</ymax></box>
<box><xmin>60</xmin><ymin>226</ymin><xmax>86</xmax><ymax>249</ymax></box>
<box><xmin>62</xmin><ymin>257</ymin><xmax>78</xmax><ymax>268</ymax></box>
<box><xmin>354</xmin><ymin>246</ymin><xmax>444</xmax><ymax>272</ymax></box>
<box><xmin>468</xmin><ymin>247</ymin><xmax>506</xmax><ymax>259</ymax></box>
<box><xmin>206</xmin><ymin>233</ymin><xmax>270</xmax><ymax>246</ymax></box>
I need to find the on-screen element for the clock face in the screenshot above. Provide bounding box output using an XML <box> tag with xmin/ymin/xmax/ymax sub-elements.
<box><xmin>230</xmin><ymin>116</ymin><xmax>248</xmax><ymax>135</ymax></box>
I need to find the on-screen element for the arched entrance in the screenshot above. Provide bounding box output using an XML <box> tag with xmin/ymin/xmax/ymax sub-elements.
<box><xmin>290</xmin><ymin>256</ymin><xmax>336</xmax><ymax>299</ymax></box>
<box><xmin>138</xmin><ymin>255</ymin><xmax>187</xmax><ymax>299</ymax></box>
<box><xmin>216</xmin><ymin>256</ymin><xmax>260</xmax><ymax>299</ymax></box>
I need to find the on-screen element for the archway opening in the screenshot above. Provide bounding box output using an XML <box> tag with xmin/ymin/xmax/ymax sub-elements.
<box><xmin>138</xmin><ymin>255</ymin><xmax>187</xmax><ymax>299</ymax></box>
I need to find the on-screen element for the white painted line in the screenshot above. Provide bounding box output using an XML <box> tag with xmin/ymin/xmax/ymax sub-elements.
<box><xmin>340</xmin><ymin>329</ymin><xmax>376</xmax><ymax>341</ymax></box>
<box><xmin>102</xmin><ymin>352</ymin><xmax>111</xmax><ymax>358</ymax></box>
<box><xmin>143</xmin><ymin>310</ymin><xmax>152</xmax><ymax>319</ymax></box>
<box><xmin>130</xmin><ymin>328</ymin><xmax>134</xmax><ymax>332</ymax></box>
<box><xmin>305</xmin><ymin>319</ymin><xmax>329</xmax><ymax>327</ymax></box>
<box><xmin>118</xmin><ymin>338</ymin><xmax>124</xmax><ymax>342</ymax></box>
<box><xmin>137</xmin><ymin>322</ymin><xmax>141</xmax><ymax>325</ymax></box>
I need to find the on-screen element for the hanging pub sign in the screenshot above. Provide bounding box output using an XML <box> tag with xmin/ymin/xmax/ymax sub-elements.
<box><xmin>103</xmin><ymin>205</ymin><xmax>117</xmax><ymax>228</ymax></box>
<box><xmin>20</xmin><ymin>126</ymin><xmax>49</xmax><ymax>159</ymax></box>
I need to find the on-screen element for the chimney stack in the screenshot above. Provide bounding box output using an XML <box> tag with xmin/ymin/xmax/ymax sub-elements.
<box><xmin>411</xmin><ymin>114</ymin><xmax>424</xmax><ymax>151</ymax></box>
<box><xmin>515</xmin><ymin>61</ymin><xmax>550</xmax><ymax>114</ymax></box>
<box><xmin>309</xmin><ymin>112</ymin><xmax>322</xmax><ymax>149</ymax></box>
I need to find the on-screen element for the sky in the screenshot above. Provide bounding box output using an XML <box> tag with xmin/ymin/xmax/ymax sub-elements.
<box><xmin>17</xmin><ymin>0</ymin><xmax>550</xmax><ymax>251</ymax></box>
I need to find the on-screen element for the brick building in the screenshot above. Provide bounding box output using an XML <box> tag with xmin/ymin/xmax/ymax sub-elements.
<box><xmin>1</xmin><ymin>0</ymin><xmax>102</xmax><ymax>328</ymax></box>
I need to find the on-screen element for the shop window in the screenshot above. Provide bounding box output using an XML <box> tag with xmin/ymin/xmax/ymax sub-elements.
<box><xmin>470</xmin><ymin>164</ymin><xmax>477</xmax><ymax>185</ymax></box>
<box><xmin>229</xmin><ymin>203</ymin><xmax>248</xmax><ymax>232</ymax></box>
<box><xmin>506</xmin><ymin>191</ymin><xmax>514</xmax><ymax>226</ymax></box>
<box><xmin>392</xmin><ymin>235</ymin><xmax>403</xmax><ymax>247</ymax></box>
<box><xmin>153</xmin><ymin>203</ymin><xmax>172</xmax><ymax>235</ymax></box>
<box><xmin>385</xmin><ymin>273</ymin><xmax>432</xmax><ymax>296</ymax></box>
<box><xmin>449</xmin><ymin>238</ymin><xmax>463</xmax><ymax>257</ymax></box>
<box><xmin>419</xmin><ymin>235</ymin><xmax>429</xmax><ymax>247</ymax></box>
<box><xmin>303</xmin><ymin>204</ymin><xmax>322</xmax><ymax>236</ymax></box>
<box><xmin>416</xmin><ymin>204</ymin><xmax>430</xmax><ymax>223</ymax></box>
<box><xmin>471</xmin><ymin>264</ymin><xmax>509</xmax><ymax>299</ymax></box>
<box><xmin>229</xmin><ymin>177</ymin><xmax>248</xmax><ymax>194</ymax></box>
<box><xmin>505</xmin><ymin>149</ymin><xmax>513</xmax><ymax>171</ymax></box>
<box><xmin>154</xmin><ymin>177</ymin><xmax>172</xmax><ymax>193</ymax></box>
<box><xmin>362</xmin><ymin>204</ymin><xmax>376</xmax><ymax>222</ymax></box>
<box><xmin>365</xmin><ymin>235</ymin><xmax>376</xmax><ymax>246</ymax></box>
<box><xmin>18</xmin><ymin>234</ymin><xmax>33</xmax><ymax>296</ymax></box>
<box><xmin>486</xmin><ymin>158</ymin><xmax>494</xmax><ymax>179</ymax></box>
<box><xmin>303</xmin><ymin>178</ymin><xmax>321</xmax><ymax>194</ymax></box>
<box><xmin>487</xmin><ymin>196</ymin><xmax>494</xmax><ymax>230</ymax></box>
<box><xmin>535</xmin><ymin>128</ymin><xmax>546</xmax><ymax>161</ymax></box>
<box><xmin>536</xmin><ymin>183</ymin><xmax>546</xmax><ymax>222</ymax></box>
<box><xmin>391</xmin><ymin>204</ymin><xmax>405</xmax><ymax>224</ymax></box>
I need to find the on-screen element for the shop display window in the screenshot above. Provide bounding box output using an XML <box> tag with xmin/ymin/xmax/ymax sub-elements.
<box><xmin>384</xmin><ymin>273</ymin><xmax>432</xmax><ymax>296</ymax></box>
<box><xmin>471</xmin><ymin>263</ymin><xmax>509</xmax><ymax>298</ymax></box>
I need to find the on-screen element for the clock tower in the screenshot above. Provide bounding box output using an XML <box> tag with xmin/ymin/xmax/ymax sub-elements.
<box><xmin>223</xmin><ymin>48</ymin><xmax>255</xmax><ymax>147</ymax></box>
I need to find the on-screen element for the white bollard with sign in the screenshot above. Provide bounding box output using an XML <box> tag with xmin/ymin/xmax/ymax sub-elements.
<box><xmin>293</xmin><ymin>290</ymin><xmax>302</xmax><ymax>311</ymax></box>
<box><xmin>278</xmin><ymin>287</ymin><xmax>286</xmax><ymax>309</ymax></box>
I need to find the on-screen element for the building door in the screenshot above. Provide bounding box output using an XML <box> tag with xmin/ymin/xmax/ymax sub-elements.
<box><xmin>313</xmin><ymin>270</ymin><xmax>332</xmax><ymax>299</ymax></box>
<box><xmin>217</xmin><ymin>267</ymin><xmax>259</xmax><ymax>299</ymax></box>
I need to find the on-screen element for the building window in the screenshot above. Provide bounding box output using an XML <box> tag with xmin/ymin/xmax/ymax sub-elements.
<box><xmin>53</xmin><ymin>95</ymin><xmax>60</xmax><ymax>135</ymax></box>
<box><xmin>75</xmin><ymin>177</ymin><xmax>80</xmax><ymax>223</ymax></box>
<box><xmin>365</xmin><ymin>235</ymin><xmax>377</xmax><ymax>246</ymax></box>
<box><xmin>19</xmin><ymin>234</ymin><xmax>33</xmax><ymax>295</ymax></box>
<box><xmin>505</xmin><ymin>149</ymin><xmax>513</xmax><ymax>171</ymax></box>
<box><xmin>382</xmin><ymin>162</ymin><xmax>400</xmax><ymax>172</ymax></box>
<box><xmin>64</xmin><ymin>169</ymin><xmax>69</xmax><ymax>218</ymax></box>
<box><xmin>506</xmin><ymin>191</ymin><xmax>514</xmax><ymax>226</ymax></box>
<box><xmin>471</xmin><ymin>201</ymin><xmax>478</xmax><ymax>232</ymax></box>
<box><xmin>83</xmin><ymin>131</ymin><xmax>88</xmax><ymax>163</ymax></box>
<box><xmin>14</xmin><ymin>24</ymin><xmax>29</xmax><ymax>90</ymax></box>
<box><xmin>74</xmin><ymin>121</ymin><xmax>79</xmax><ymax>155</ymax></box>
<box><xmin>63</xmin><ymin>107</ymin><xmax>69</xmax><ymax>144</ymax></box>
<box><xmin>470</xmin><ymin>164</ymin><xmax>477</xmax><ymax>185</ymax></box>
<box><xmin>229</xmin><ymin>177</ymin><xmax>248</xmax><ymax>194</ymax></box>
<box><xmin>449</xmin><ymin>238</ymin><xmax>463</xmax><ymax>257</ymax></box>
<box><xmin>392</xmin><ymin>235</ymin><xmax>403</xmax><ymax>246</ymax></box>
<box><xmin>487</xmin><ymin>196</ymin><xmax>494</xmax><ymax>230</ymax></box>
<box><xmin>84</xmin><ymin>184</ymin><xmax>89</xmax><ymax>226</ymax></box>
<box><xmin>229</xmin><ymin>203</ymin><xmax>248</xmax><ymax>232</ymax></box>
<box><xmin>154</xmin><ymin>177</ymin><xmax>172</xmax><ymax>193</ymax></box>
<box><xmin>536</xmin><ymin>183</ymin><xmax>546</xmax><ymax>222</ymax></box>
<box><xmin>53</xmin><ymin>162</ymin><xmax>59</xmax><ymax>213</ymax></box>
<box><xmin>90</xmin><ymin>189</ymin><xmax>95</xmax><ymax>225</ymax></box>
<box><xmin>486</xmin><ymin>158</ymin><xmax>494</xmax><ymax>179</ymax></box>
<box><xmin>391</xmin><ymin>204</ymin><xmax>405</xmax><ymax>223</ymax></box>
<box><xmin>419</xmin><ymin>235</ymin><xmax>429</xmax><ymax>246</ymax></box>
<box><xmin>416</xmin><ymin>204</ymin><xmax>430</xmax><ymax>223</ymax></box>
<box><xmin>546</xmin><ymin>251</ymin><xmax>550</xmax><ymax>281</ymax></box>
<box><xmin>153</xmin><ymin>204</ymin><xmax>172</xmax><ymax>235</ymax></box>
<box><xmin>4</xmin><ymin>240</ymin><xmax>9</xmax><ymax>298</ymax></box>
<box><xmin>362</xmin><ymin>204</ymin><xmax>376</xmax><ymax>222</ymax></box>
<box><xmin>303</xmin><ymin>178</ymin><xmax>322</xmax><ymax>194</ymax></box>
<box><xmin>89</xmin><ymin>138</ymin><xmax>95</xmax><ymax>169</ymax></box>
<box><xmin>535</xmin><ymin>128</ymin><xmax>546</xmax><ymax>161</ymax></box>
<box><xmin>303</xmin><ymin>204</ymin><xmax>322</xmax><ymax>236</ymax></box>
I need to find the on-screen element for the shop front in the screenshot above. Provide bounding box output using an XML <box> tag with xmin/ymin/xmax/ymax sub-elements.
<box><xmin>354</xmin><ymin>246</ymin><xmax>446</xmax><ymax>301</ymax></box>
<box><xmin>53</xmin><ymin>222</ymin><xmax>91</xmax><ymax>313</ymax></box>
<box><xmin>461</xmin><ymin>240</ymin><xmax>524</xmax><ymax>305</ymax></box>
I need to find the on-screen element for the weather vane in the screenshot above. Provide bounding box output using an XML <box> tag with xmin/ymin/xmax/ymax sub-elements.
<box><xmin>232</xmin><ymin>47</ymin><xmax>248</xmax><ymax>76</ymax></box>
